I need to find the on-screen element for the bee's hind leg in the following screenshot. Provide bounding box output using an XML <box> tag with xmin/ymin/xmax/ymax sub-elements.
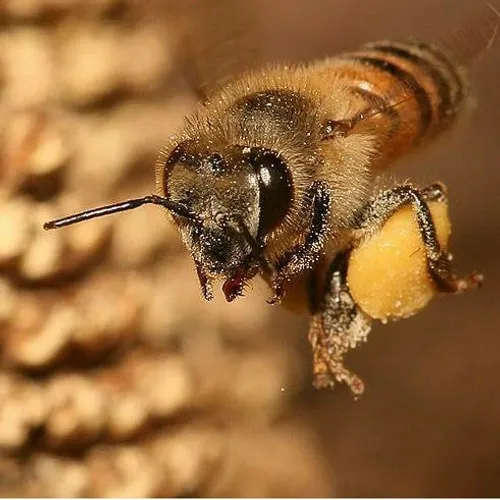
<box><xmin>355</xmin><ymin>183</ymin><xmax>483</xmax><ymax>293</ymax></box>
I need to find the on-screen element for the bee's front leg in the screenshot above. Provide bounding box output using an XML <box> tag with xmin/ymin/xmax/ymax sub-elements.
<box><xmin>355</xmin><ymin>183</ymin><xmax>483</xmax><ymax>293</ymax></box>
<box><xmin>270</xmin><ymin>180</ymin><xmax>331</xmax><ymax>303</ymax></box>
<box><xmin>309</xmin><ymin>253</ymin><xmax>372</xmax><ymax>396</ymax></box>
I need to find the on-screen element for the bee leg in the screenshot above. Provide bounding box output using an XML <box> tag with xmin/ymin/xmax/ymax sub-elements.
<box><xmin>309</xmin><ymin>253</ymin><xmax>371</xmax><ymax>396</ymax></box>
<box><xmin>270</xmin><ymin>181</ymin><xmax>331</xmax><ymax>303</ymax></box>
<box><xmin>356</xmin><ymin>184</ymin><xmax>483</xmax><ymax>293</ymax></box>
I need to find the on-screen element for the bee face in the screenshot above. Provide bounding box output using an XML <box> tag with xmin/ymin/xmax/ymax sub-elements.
<box><xmin>162</xmin><ymin>140</ymin><xmax>293</xmax><ymax>296</ymax></box>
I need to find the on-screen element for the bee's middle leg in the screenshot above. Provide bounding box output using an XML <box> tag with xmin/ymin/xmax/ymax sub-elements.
<box><xmin>308</xmin><ymin>253</ymin><xmax>372</xmax><ymax>395</ymax></box>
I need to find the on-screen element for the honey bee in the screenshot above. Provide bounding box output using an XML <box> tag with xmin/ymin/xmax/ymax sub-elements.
<box><xmin>44</xmin><ymin>5</ymin><xmax>498</xmax><ymax>395</ymax></box>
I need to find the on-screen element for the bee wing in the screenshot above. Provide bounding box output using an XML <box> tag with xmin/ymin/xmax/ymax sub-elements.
<box><xmin>166</xmin><ymin>0</ymin><xmax>264</xmax><ymax>100</ymax></box>
<box><xmin>438</xmin><ymin>2</ymin><xmax>500</xmax><ymax>66</ymax></box>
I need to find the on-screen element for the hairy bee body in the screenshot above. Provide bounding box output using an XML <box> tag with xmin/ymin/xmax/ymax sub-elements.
<box><xmin>45</xmin><ymin>15</ymin><xmax>492</xmax><ymax>393</ymax></box>
<box><xmin>156</xmin><ymin>39</ymin><xmax>469</xmax><ymax>286</ymax></box>
<box><xmin>315</xmin><ymin>39</ymin><xmax>468</xmax><ymax>165</ymax></box>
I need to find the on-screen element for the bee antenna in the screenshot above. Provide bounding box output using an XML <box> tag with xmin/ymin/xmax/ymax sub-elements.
<box><xmin>43</xmin><ymin>195</ymin><xmax>196</xmax><ymax>230</ymax></box>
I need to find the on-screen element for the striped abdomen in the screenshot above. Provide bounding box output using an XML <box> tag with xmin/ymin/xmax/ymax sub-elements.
<box><xmin>323</xmin><ymin>40</ymin><xmax>469</xmax><ymax>167</ymax></box>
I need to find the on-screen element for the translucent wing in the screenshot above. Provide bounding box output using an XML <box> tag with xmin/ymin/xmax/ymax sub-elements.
<box><xmin>438</xmin><ymin>2</ymin><xmax>499</xmax><ymax>65</ymax></box>
<box><xmin>165</xmin><ymin>0</ymin><xmax>264</xmax><ymax>100</ymax></box>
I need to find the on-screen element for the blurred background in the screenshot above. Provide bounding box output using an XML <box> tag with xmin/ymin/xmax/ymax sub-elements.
<box><xmin>0</xmin><ymin>0</ymin><xmax>498</xmax><ymax>496</ymax></box>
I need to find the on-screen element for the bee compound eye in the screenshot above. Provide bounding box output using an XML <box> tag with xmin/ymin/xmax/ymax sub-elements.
<box><xmin>248</xmin><ymin>148</ymin><xmax>293</xmax><ymax>238</ymax></box>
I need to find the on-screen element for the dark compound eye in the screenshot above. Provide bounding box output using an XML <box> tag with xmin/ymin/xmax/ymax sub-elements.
<box><xmin>246</xmin><ymin>148</ymin><xmax>292</xmax><ymax>239</ymax></box>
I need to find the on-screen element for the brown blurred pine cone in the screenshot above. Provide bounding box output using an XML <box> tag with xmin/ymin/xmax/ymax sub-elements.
<box><xmin>0</xmin><ymin>1</ymin><xmax>333</xmax><ymax>496</ymax></box>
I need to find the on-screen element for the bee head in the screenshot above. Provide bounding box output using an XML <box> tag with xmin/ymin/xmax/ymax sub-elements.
<box><xmin>43</xmin><ymin>142</ymin><xmax>292</xmax><ymax>303</ymax></box>
<box><xmin>162</xmin><ymin>141</ymin><xmax>293</xmax><ymax>301</ymax></box>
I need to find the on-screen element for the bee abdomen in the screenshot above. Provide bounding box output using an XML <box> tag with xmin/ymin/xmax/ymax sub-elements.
<box><xmin>329</xmin><ymin>39</ymin><xmax>469</xmax><ymax>160</ymax></box>
<box><xmin>363</xmin><ymin>40</ymin><xmax>468</xmax><ymax>132</ymax></box>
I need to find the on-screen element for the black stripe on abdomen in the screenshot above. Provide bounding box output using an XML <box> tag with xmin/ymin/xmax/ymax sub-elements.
<box><xmin>342</xmin><ymin>55</ymin><xmax>433</xmax><ymax>142</ymax></box>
